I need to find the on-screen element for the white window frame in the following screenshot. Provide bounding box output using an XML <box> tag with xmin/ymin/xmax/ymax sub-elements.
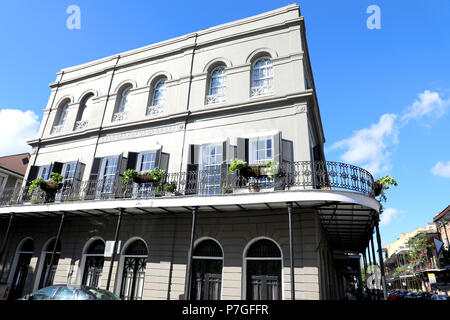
<box><xmin>250</xmin><ymin>57</ymin><xmax>274</xmax><ymax>97</ymax></box>
<box><xmin>206</xmin><ymin>66</ymin><xmax>226</xmax><ymax>104</ymax></box>
<box><xmin>248</xmin><ymin>136</ymin><xmax>273</xmax><ymax>165</ymax></box>
<box><xmin>199</xmin><ymin>142</ymin><xmax>223</xmax><ymax>195</ymax></box>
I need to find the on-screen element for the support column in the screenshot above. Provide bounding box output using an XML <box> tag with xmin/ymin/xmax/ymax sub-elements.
<box><xmin>45</xmin><ymin>213</ymin><xmax>65</xmax><ymax>287</ymax></box>
<box><xmin>0</xmin><ymin>213</ymin><xmax>15</xmax><ymax>263</ymax></box>
<box><xmin>375</xmin><ymin>216</ymin><xmax>388</xmax><ymax>300</ymax></box>
<box><xmin>106</xmin><ymin>208</ymin><xmax>124</xmax><ymax>291</ymax></box>
<box><xmin>184</xmin><ymin>206</ymin><xmax>198</xmax><ymax>300</ymax></box>
<box><xmin>0</xmin><ymin>213</ymin><xmax>15</xmax><ymax>280</ymax></box>
<box><xmin>370</xmin><ymin>234</ymin><xmax>379</xmax><ymax>300</ymax></box>
<box><xmin>363</xmin><ymin>252</ymin><xmax>368</xmax><ymax>300</ymax></box>
<box><xmin>287</xmin><ymin>202</ymin><xmax>295</xmax><ymax>300</ymax></box>
<box><xmin>366</xmin><ymin>246</ymin><xmax>373</xmax><ymax>300</ymax></box>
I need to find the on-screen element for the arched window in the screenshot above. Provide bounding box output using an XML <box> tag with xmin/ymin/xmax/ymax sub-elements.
<box><xmin>113</xmin><ymin>85</ymin><xmax>132</xmax><ymax>122</ymax></box>
<box><xmin>147</xmin><ymin>79</ymin><xmax>166</xmax><ymax>115</ymax></box>
<box><xmin>245</xmin><ymin>238</ymin><xmax>282</xmax><ymax>300</ymax></box>
<box><xmin>38</xmin><ymin>239</ymin><xmax>61</xmax><ymax>289</ymax></box>
<box><xmin>251</xmin><ymin>57</ymin><xmax>273</xmax><ymax>97</ymax></box>
<box><xmin>190</xmin><ymin>239</ymin><xmax>223</xmax><ymax>300</ymax></box>
<box><xmin>120</xmin><ymin>239</ymin><xmax>148</xmax><ymax>300</ymax></box>
<box><xmin>52</xmin><ymin>101</ymin><xmax>69</xmax><ymax>134</ymax></box>
<box><xmin>206</xmin><ymin>66</ymin><xmax>226</xmax><ymax>104</ymax></box>
<box><xmin>8</xmin><ymin>239</ymin><xmax>34</xmax><ymax>300</ymax></box>
<box><xmin>82</xmin><ymin>239</ymin><xmax>105</xmax><ymax>287</ymax></box>
<box><xmin>75</xmin><ymin>93</ymin><xmax>94</xmax><ymax>131</ymax></box>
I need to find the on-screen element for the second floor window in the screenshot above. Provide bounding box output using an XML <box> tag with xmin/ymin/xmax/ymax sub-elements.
<box><xmin>113</xmin><ymin>86</ymin><xmax>132</xmax><ymax>122</ymax></box>
<box><xmin>137</xmin><ymin>152</ymin><xmax>157</xmax><ymax>171</ymax></box>
<box><xmin>75</xmin><ymin>94</ymin><xmax>94</xmax><ymax>131</ymax></box>
<box><xmin>249</xmin><ymin>136</ymin><xmax>273</xmax><ymax>165</ymax></box>
<box><xmin>52</xmin><ymin>102</ymin><xmax>69</xmax><ymax>134</ymax></box>
<box><xmin>147</xmin><ymin>79</ymin><xmax>166</xmax><ymax>116</ymax></box>
<box><xmin>207</xmin><ymin>67</ymin><xmax>226</xmax><ymax>104</ymax></box>
<box><xmin>251</xmin><ymin>57</ymin><xmax>273</xmax><ymax>97</ymax></box>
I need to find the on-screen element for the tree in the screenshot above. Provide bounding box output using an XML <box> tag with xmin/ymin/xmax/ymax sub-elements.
<box><xmin>406</xmin><ymin>233</ymin><xmax>434</xmax><ymax>265</ymax></box>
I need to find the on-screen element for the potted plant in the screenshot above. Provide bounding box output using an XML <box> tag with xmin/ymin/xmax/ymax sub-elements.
<box><xmin>222</xmin><ymin>184</ymin><xmax>233</xmax><ymax>194</ymax></box>
<box><xmin>163</xmin><ymin>182</ymin><xmax>177</xmax><ymax>195</ymax></box>
<box><xmin>28</xmin><ymin>173</ymin><xmax>63</xmax><ymax>196</ymax></box>
<box><xmin>122</xmin><ymin>168</ymin><xmax>166</xmax><ymax>184</ymax></box>
<box><xmin>262</xmin><ymin>160</ymin><xmax>280</xmax><ymax>178</ymax></box>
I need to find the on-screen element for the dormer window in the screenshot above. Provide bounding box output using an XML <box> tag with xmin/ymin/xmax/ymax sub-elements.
<box><xmin>251</xmin><ymin>57</ymin><xmax>273</xmax><ymax>97</ymax></box>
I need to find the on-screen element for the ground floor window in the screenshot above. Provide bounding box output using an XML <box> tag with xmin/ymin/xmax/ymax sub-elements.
<box><xmin>38</xmin><ymin>239</ymin><xmax>61</xmax><ymax>289</ymax></box>
<box><xmin>245</xmin><ymin>238</ymin><xmax>282</xmax><ymax>300</ymax></box>
<box><xmin>120</xmin><ymin>239</ymin><xmax>148</xmax><ymax>300</ymax></box>
<box><xmin>82</xmin><ymin>239</ymin><xmax>105</xmax><ymax>287</ymax></box>
<box><xmin>191</xmin><ymin>239</ymin><xmax>223</xmax><ymax>300</ymax></box>
<box><xmin>8</xmin><ymin>238</ymin><xmax>33</xmax><ymax>300</ymax></box>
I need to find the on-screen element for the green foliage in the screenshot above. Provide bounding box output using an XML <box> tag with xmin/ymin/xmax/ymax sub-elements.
<box><xmin>229</xmin><ymin>159</ymin><xmax>249</xmax><ymax>174</ymax></box>
<box><xmin>406</xmin><ymin>233</ymin><xmax>434</xmax><ymax>265</ymax></box>
<box><xmin>122</xmin><ymin>169</ymin><xmax>138</xmax><ymax>184</ymax></box>
<box><xmin>150</xmin><ymin>168</ymin><xmax>165</xmax><ymax>181</ymax></box>
<box><xmin>163</xmin><ymin>182</ymin><xmax>177</xmax><ymax>193</ymax></box>
<box><xmin>28</xmin><ymin>178</ymin><xmax>44</xmax><ymax>195</ymax></box>
<box><xmin>28</xmin><ymin>172</ymin><xmax>64</xmax><ymax>195</ymax></box>
<box><xmin>375</xmin><ymin>175</ymin><xmax>398</xmax><ymax>213</ymax></box>
<box><xmin>264</xmin><ymin>160</ymin><xmax>279</xmax><ymax>178</ymax></box>
<box><xmin>222</xmin><ymin>184</ymin><xmax>233</xmax><ymax>194</ymax></box>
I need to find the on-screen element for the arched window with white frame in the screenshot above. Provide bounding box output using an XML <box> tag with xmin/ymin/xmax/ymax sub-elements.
<box><xmin>206</xmin><ymin>66</ymin><xmax>226</xmax><ymax>104</ymax></box>
<box><xmin>251</xmin><ymin>57</ymin><xmax>273</xmax><ymax>97</ymax></box>
<box><xmin>113</xmin><ymin>85</ymin><xmax>132</xmax><ymax>122</ymax></box>
<box><xmin>190</xmin><ymin>238</ymin><xmax>223</xmax><ymax>300</ymax></box>
<box><xmin>52</xmin><ymin>101</ymin><xmax>70</xmax><ymax>134</ymax></box>
<box><xmin>81</xmin><ymin>239</ymin><xmax>105</xmax><ymax>287</ymax></box>
<box><xmin>75</xmin><ymin>93</ymin><xmax>94</xmax><ymax>131</ymax></box>
<box><xmin>244</xmin><ymin>238</ymin><xmax>282</xmax><ymax>300</ymax></box>
<box><xmin>119</xmin><ymin>239</ymin><xmax>148</xmax><ymax>300</ymax></box>
<box><xmin>147</xmin><ymin>78</ymin><xmax>167</xmax><ymax>115</ymax></box>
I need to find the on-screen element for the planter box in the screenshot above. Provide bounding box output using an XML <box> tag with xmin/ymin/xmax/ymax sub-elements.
<box><xmin>133</xmin><ymin>174</ymin><xmax>156</xmax><ymax>184</ymax></box>
<box><xmin>40</xmin><ymin>182</ymin><xmax>63</xmax><ymax>193</ymax></box>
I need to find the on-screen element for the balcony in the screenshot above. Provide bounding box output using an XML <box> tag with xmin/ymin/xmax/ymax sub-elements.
<box><xmin>0</xmin><ymin>161</ymin><xmax>375</xmax><ymax>207</ymax></box>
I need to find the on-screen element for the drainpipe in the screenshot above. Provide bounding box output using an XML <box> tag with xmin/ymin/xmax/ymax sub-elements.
<box><xmin>375</xmin><ymin>216</ymin><xmax>388</xmax><ymax>300</ymax></box>
<box><xmin>45</xmin><ymin>213</ymin><xmax>65</xmax><ymax>287</ymax></box>
<box><xmin>184</xmin><ymin>206</ymin><xmax>198</xmax><ymax>300</ymax></box>
<box><xmin>106</xmin><ymin>208</ymin><xmax>124</xmax><ymax>291</ymax></box>
<box><xmin>287</xmin><ymin>202</ymin><xmax>295</xmax><ymax>300</ymax></box>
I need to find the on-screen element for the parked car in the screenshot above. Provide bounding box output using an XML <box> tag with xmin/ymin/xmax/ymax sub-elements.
<box><xmin>405</xmin><ymin>292</ymin><xmax>417</xmax><ymax>299</ymax></box>
<box><xmin>415</xmin><ymin>291</ymin><xmax>432</xmax><ymax>300</ymax></box>
<box><xmin>19</xmin><ymin>285</ymin><xmax>120</xmax><ymax>300</ymax></box>
<box><xmin>430</xmin><ymin>294</ymin><xmax>448</xmax><ymax>301</ymax></box>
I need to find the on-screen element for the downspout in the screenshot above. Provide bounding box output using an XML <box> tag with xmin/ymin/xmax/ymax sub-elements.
<box><xmin>178</xmin><ymin>33</ymin><xmax>198</xmax><ymax>180</ymax></box>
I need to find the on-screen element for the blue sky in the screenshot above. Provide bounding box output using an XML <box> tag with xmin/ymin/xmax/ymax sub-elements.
<box><xmin>0</xmin><ymin>0</ymin><xmax>449</xmax><ymax>246</ymax></box>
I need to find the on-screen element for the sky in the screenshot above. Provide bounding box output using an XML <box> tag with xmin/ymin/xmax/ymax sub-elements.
<box><xmin>0</xmin><ymin>0</ymin><xmax>449</xmax><ymax>247</ymax></box>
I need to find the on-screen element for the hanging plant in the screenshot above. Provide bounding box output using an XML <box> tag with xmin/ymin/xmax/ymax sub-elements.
<box><xmin>28</xmin><ymin>173</ymin><xmax>64</xmax><ymax>195</ymax></box>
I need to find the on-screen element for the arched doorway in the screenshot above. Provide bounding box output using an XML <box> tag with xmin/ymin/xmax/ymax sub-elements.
<box><xmin>244</xmin><ymin>238</ymin><xmax>282</xmax><ymax>300</ymax></box>
<box><xmin>82</xmin><ymin>239</ymin><xmax>105</xmax><ymax>287</ymax></box>
<box><xmin>190</xmin><ymin>238</ymin><xmax>223</xmax><ymax>300</ymax></box>
<box><xmin>119</xmin><ymin>239</ymin><xmax>148</xmax><ymax>300</ymax></box>
<box><xmin>8</xmin><ymin>238</ymin><xmax>34</xmax><ymax>300</ymax></box>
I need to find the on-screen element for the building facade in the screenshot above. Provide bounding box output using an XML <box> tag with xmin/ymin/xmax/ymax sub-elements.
<box><xmin>0</xmin><ymin>5</ymin><xmax>382</xmax><ymax>300</ymax></box>
<box><xmin>0</xmin><ymin>153</ymin><xmax>30</xmax><ymax>201</ymax></box>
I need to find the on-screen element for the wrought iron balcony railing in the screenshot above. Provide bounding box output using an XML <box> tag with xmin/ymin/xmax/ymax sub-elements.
<box><xmin>0</xmin><ymin>161</ymin><xmax>375</xmax><ymax>206</ymax></box>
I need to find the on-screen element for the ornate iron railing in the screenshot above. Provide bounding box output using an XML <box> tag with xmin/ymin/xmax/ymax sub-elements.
<box><xmin>0</xmin><ymin>161</ymin><xmax>375</xmax><ymax>206</ymax></box>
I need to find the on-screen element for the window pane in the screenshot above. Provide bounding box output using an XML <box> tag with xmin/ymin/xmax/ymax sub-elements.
<box><xmin>32</xmin><ymin>286</ymin><xmax>59</xmax><ymax>300</ymax></box>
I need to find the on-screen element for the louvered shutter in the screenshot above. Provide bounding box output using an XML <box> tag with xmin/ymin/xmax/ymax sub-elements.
<box><xmin>185</xmin><ymin>144</ymin><xmax>199</xmax><ymax>195</ymax></box>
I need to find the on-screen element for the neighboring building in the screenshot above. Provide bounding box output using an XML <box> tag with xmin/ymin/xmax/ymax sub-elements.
<box><xmin>432</xmin><ymin>205</ymin><xmax>450</xmax><ymax>294</ymax></box>
<box><xmin>0</xmin><ymin>5</ymin><xmax>382</xmax><ymax>301</ymax></box>
<box><xmin>0</xmin><ymin>153</ymin><xmax>30</xmax><ymax>200</ymax></box>
<box><xmin>384</xmin><ymin>220</ymin><xmax>449</xmax><ymax>294</ymax></box>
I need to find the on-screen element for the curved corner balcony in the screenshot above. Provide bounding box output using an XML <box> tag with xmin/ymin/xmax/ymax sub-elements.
<box><xmin>0</xmin><ymin>161</ymin><xmax>375</xmax><ymax>207</ymax></box>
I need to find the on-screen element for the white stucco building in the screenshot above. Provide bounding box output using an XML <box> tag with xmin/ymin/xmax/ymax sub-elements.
<box><xmin>0</xmin><ymin>4</ymin><xmax>383</xmax><ymax>300</ymax></box>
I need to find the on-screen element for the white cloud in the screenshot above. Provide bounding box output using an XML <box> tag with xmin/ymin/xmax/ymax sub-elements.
<box><xmin>330</xmin><ymin>90</ymin><xmax>449</xmax><ymax>175</ymax></box>
<box><xmin>329</xmin><ymin>113</ymin><xmax>398</xmax><ymax>175</ymax></box>
<box><xmin>380</xmin><ymin>207</ymin><xmax>399</xmax><ymax>226</ymax></box>
<box><xmin>401</xmin><ymin>90</ymin><xmax>449</xmax><ymax>124</ymax></box>
<box><xmin>0</xmin><ymin>109</ymin><xmax>40</xmax><ymax>156</ymax></box>
<box><xmin>431</xmin><ymin>161</ymin><xmax>450</xmax><ymax>178</ymax></box>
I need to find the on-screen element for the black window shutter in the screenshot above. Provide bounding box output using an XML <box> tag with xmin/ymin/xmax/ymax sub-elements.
<box><xmin>160</xmin><ymin>153</ymin><xmax>169</xmax><ymax>171</ymax></box>
<box><xmin>186</xmin><ymin>144</ymin><xmax>199</xmax><ymax>195</ymax></box>
<box><xmin>126</xmin><ymin>152</ymin><xmax>139</xmax><ymax>170</ymax></box>
<box><xmin>89</xmin><ymin>158</ymin><xmax>102</xmax><ymax>181</ymax></box>
<box><xmin>51</xmin><ymin>162</ymin><xmax>64</xmax><ymax>174</ymax></box>
<box><xmin>26</xmin><ymin>166</ymin><xmax>39</xmax><ymax>184</ymax></box>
